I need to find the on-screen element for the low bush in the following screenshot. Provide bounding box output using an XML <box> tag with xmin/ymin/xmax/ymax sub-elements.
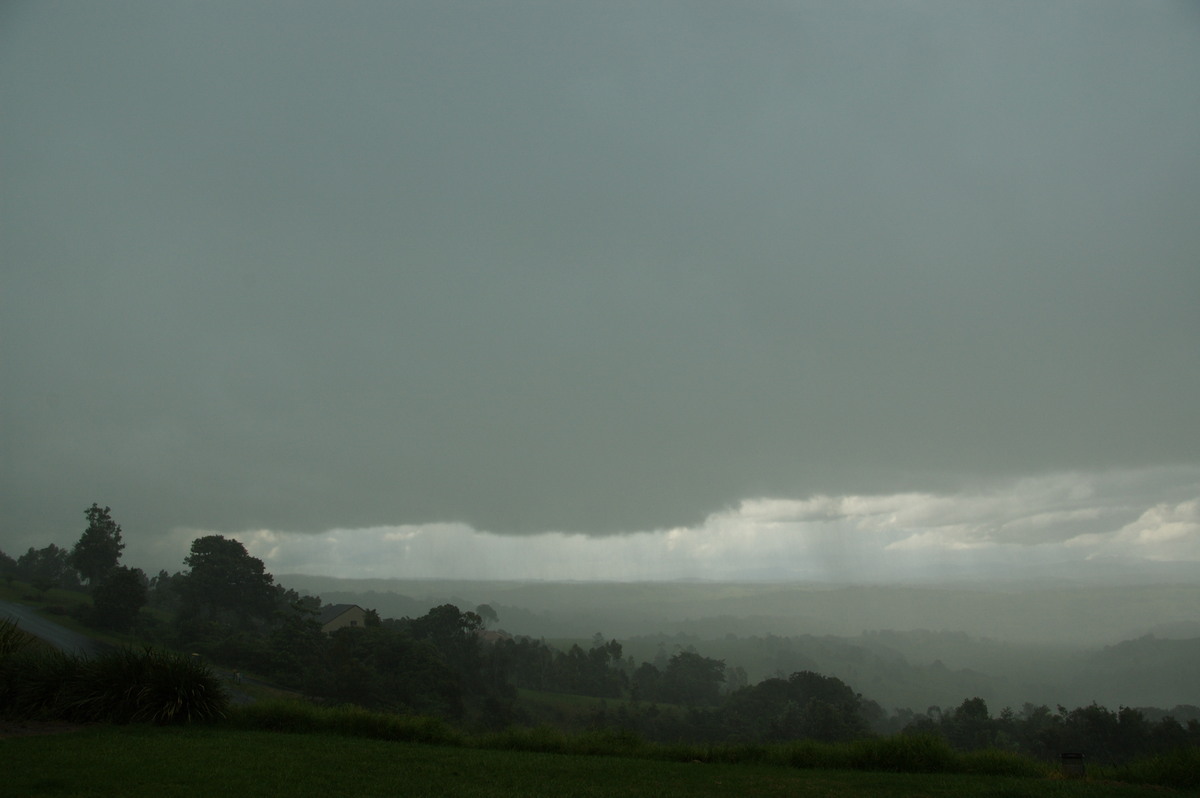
<box><xmin>0</xmin><ymin>646</ymin><xmax>80</xmax><ymax>718</ymax></box>
<box><xmin>958</xmin><ymin>748</ymin><xmax>1048</xmax><ymax>778</ymax></box>
<box><xmin>844</xmin><ymin>735</ymin><xmax>958</xmax><ymax>773</ymax></box>
<box><xmin>127</xmin><ymin>647</ymin><xmax>228</xmax><ymax>723</ymax></box>
<box><xmin>574</xmin><ymin>726</ymin><xmax>649</xmax><ymax>757</ymax></box>
<box><xmin>0</xmin><ymin>618</ymin><xmax>36</xmax><ymax>657</ymax></box>
<box><xmin>60</xmin><ymin>647</ymin><xmax>155</xmax><ymax>722</ymax></box>
<box><xmin>228</xmin><ymin>699</ymin><xmax>463</xmax><ymax>746</ymax></box>
<box><xmin>776</xmin><ymin>738</ymin><xmax>842</xmax><ymax>769</ymax></box>
<box><xmin>0</xmin><ymin>620</ymin><xmax>227</xmax><ymax>725</ymax></box>
<box><xmin>227</xmin><ymin>697</ymin><xmax>325</xmax><ymax>733</ymax></box>
<box><xmin>479</xmin><ymin>724</ymin><xmax>572</xmax><ymax>754</ymax></box>
<box><xmin>324</xmin><ymin>703</ymin><xmax>462</xmax><ymax>745</ymax></box>
<box><xmin>1106</xmin><ymin>745</ymin><xmax>1200</xmax><ymax>791</ymax></box>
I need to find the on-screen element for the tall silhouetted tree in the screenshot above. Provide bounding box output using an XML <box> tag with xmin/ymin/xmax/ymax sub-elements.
<box><xmin>177</xmin><ymin>535</ymin><xmax>277</xmax><ymax>628</ymax></box>
<box><xmin>70</xmin><ymin>504</ymin><xmax>125</xmax><ymax>586</ymax></box>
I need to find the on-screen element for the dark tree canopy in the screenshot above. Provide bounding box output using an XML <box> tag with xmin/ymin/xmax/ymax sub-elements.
<box><xmin>0</xmin><ymin>549</ymin><xmax>15</xmax><ymax>582</ymax></box>
<box><xmin>409</xmin><ymin>604</ymin><xmax>483</xmax><ymax>645</ymax></box>
<box><xmin>404</xmin><ymin>604</ymin><xmax>484</xmax><ymax>688</ymax></box>
<box><xmin>17</xmin><ymin>543</ymin><xmax>80</xmax><ymax>593</ymax></box>
<box><xmin>70</xmin><ymin>503</ymin><xmax>125</xmax><ymax>585</ymax></box>
<box><xmin>723</xmin><ymin>670</ymin><xmax>870</xmax><ymax>743</ymax></box>
<box><xmin>91</xmin><ymin>565</ymin><xmax>148</xmax><ymax>631</ymax></box>
<box><xmin>178</xmin><ymin>535</ymin><xmax>277</xmax><ymax>627</ymax></box>
<box><xmin>662</xmin><ymin>651</ymin><xmax>726</xmax><ymax>707</ymax></box>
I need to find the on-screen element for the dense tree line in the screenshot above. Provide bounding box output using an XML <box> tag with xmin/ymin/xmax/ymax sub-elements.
<box><xmin>8</xmin><ymin>543</ymin><xmax>82</xmax><ymax>594</ymax></box>
<box><xmin>492</xmin><ymin>635</ymin><xmax>738</xmax><ymax>709</ymax></box>
<box><xmin>495</xmin><ymin>636</ymin><xmax>628</xmax><ymax>699</ymax></box>
<box><xmin>895</xmin><ymin>696</ymin><xmax>1200</xmax><ymax>765</ymax></box>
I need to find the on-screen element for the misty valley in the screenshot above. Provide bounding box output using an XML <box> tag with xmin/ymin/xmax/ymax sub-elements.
<box><xmin>293</xmin><ymin>574</ymin><xmax>1200</xmax><ymax>717</ymax></box>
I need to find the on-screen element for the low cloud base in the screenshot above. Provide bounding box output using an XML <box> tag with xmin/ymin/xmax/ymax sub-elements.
<box><xmin>133</xmin><ymin>466</ymin><xmax>1200</xmax><ymax>583</ymax></box>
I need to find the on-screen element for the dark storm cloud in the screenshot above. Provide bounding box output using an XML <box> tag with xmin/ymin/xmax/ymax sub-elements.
<box><xmin>2</xmin><ymin>2</ymin><xmax>1198</xmax><ymax>550</ymax></box>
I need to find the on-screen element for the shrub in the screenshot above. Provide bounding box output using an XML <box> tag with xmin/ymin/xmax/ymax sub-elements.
<box><xmin>59</xmin><ymin>646</ymin><xmax>147</xmax><ymax>722</ymax></box>
<box><xmin>0</xmin><ymin>630</ymin><xmax>227</xmax><ymax>725</ymax></box>
<box><xmin>844</xmin><ymin>735</ymin><xmax>958</xmax><ymax>773</ymax></box>
<box><xmin>0</xmin><ymin>619</ymin><xmax>33</xmax><ymax>658</ymax></box>
<box><xmin>1108</xmin><ymin>746</ymin><xmax>1200</xmax><ymax>790</ymax></box>
<box><xmin>131</xmin><ymin>647</ymin><xmax>227</xmax><ymax>723</ymax></box>
<box><xmin>574</xmin><ymin>727</ymin><xmax>648</xmax><ymax>757</ymax></box>
<box><xmin>228</xmin><ymin>699</ymin><xmax>463</xmax><ymax>746</ymax></box>
<box><xmin>779</xmin><ymin>739</ymin><xmax>844</xmax><ymax>769</ymax></box>
<box><xmin>1</xmin><ymin>647</ymin><xmax>81</xmax><ymax>718</ymax></box>
<box><xmin>958</xmin><ymin>748</ymin><xmax>1048</xmax><ymax>778</ymax></box>
<box><xmin>325</xmin><ymin>703</ymin><xmax>461</xmax><ymax>745</ymax></box>
<box><xmin>480</xmin><ymin>724</ymin><xmax>571</xmax><ymax>754</ymax></box>
<box><xmin>228</xmin><ymin>698</ymin><xmax>325</xmax><ymax>733</ymax></box>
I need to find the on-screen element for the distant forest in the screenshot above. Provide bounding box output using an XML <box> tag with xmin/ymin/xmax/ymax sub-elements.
<box><xmin>307</xmin><ymin>579</ymin><xmax>1200</xmax><ymax>712</ymax></box>
<box><xmin>5</xmin><ymin>507</ymin><xmax>1198</xmax><ymax>767</ymax></box>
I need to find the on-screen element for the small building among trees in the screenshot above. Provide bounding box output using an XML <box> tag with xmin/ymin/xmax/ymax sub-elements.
<box><xmin>318</xmin><ymin>603</ymin><xmax>368</xmax><ymax>634</ymax></box>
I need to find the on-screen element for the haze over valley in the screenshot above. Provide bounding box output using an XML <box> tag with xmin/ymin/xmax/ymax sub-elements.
<box><xmin>281</xmin><ymin>574</ymin><xmax>1200</xmax><ymax>713</ymax></box>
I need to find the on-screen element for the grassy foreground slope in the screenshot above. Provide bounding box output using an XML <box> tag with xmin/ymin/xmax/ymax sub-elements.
<box><xmin>1</xmin><ymin>727</ymin><xmax>1176</xmax><ymax>798</ymax></box>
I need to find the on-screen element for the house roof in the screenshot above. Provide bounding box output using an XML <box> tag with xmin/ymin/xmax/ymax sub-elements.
<box><xmin>317</xmin><ymin>603</ymin><xmax>364</xmax><ymax>626</ymax></box>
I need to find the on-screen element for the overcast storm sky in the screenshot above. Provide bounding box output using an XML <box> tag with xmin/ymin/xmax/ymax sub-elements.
<box><xmin>2</xmin><ymin>2</ymin><xmax>1198</xmax><ymax>582</ymax></box>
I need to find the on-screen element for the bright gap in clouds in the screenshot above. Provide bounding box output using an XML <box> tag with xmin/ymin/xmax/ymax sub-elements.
<box><xmin>145</xmin><ymin>467</ymin><xmax>1200</xmax><ymax>583</ymax></box>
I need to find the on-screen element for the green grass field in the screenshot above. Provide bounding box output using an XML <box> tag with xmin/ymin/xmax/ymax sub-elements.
<box><xmin>0</xmin><ymin>726</ymin><xmax>1180</xmax><ymax>798</ymax></box>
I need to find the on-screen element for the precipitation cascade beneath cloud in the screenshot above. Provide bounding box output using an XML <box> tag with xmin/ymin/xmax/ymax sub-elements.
<box><xmin>143</xmin><ymin>467</ymin><xmax>1200</xmax><ymax>583</ymax></box>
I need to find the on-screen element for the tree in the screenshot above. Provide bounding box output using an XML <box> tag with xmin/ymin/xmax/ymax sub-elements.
<box><xmin>475</xmin><ymin>603</ymin><xmax>499</xmax><ymax>629</ymax></box>
<box><xmin>724</xmin><ymin>665</ymin><xmax>749</xmax><ymax>694</ymax></box>
<box><xmin>0</xmin><ymin>549</ymin><xmax>16</xmax><ymax>584</ymax></box>
<box><xmin>177</xmin><ymin>535</ymin><xmax>277</xmax><ymax>629</ymax></box>
<box><xmin>147</xmin><ymin>569</ymin><xmax>182</xmax><ymax>611</ymax></box>
<box><xmin>407</xmin><ymin>604</ymin><xmax>484</xmax><ymax>688</ymax></box>
<box><xmin>17</xmin><ymin>544</ymin><xmax>80</xmax><ymax>593</ymax></box>
<box><xmin>70</xmin><ymin>503</ymin><xmax>125</xmax><ymax>586</ymax></box>
<box><xmin>945</xmin><ymin>697</ymin><xmax>995</xmax><ymax>750</ymax></box>
<box><xmin>723</xmin><ymin>670</ymin><xmax>870</xmax><ymax>743</ymax></box>
<box><xmin>630</xmin><ymin>661</ymin><xmax>662</xmax><ymax>703</ymax></box>
<box><xmin>310</xmin><ymin>625</ymin><xmax>463</xmax><ymax>716</ymax></box>
<box><xmin>91</xmin><ymin>566</ymin><xmax>148</xmax><ymax>631</ymax></box>
<box><xmin>661</xmin><ymin>651</ymin><xmax>725</xmax><ymax>706</ymax></box>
